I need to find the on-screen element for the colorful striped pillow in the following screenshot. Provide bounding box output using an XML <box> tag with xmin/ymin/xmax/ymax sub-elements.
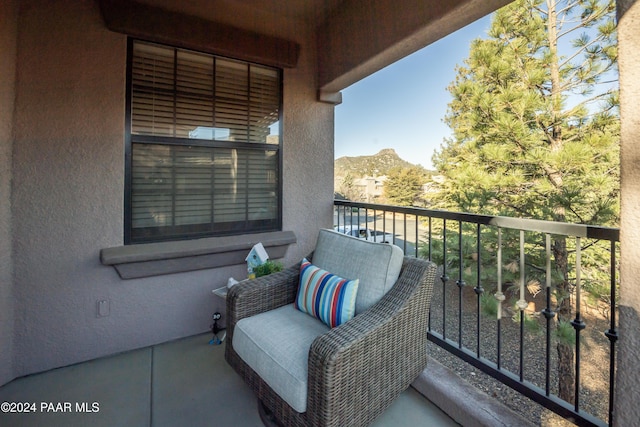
<box><xmin>295</xmin><ymin>258</ymin><xmax>359</xmax><ymax>328</ymax></box>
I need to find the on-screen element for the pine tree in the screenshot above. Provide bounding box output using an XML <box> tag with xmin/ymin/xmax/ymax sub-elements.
<box><xmin>338</xmin><ymin>172</ymin><xmax>364</xmax><ymax>201</ymax></box>
<box><xmin>432</xmin><ymin>0</ymin><xmax>618</xmax><ymax>403</ymax></box>
<box><xmin>383</xmin><ymin>166</ymin><xmax>428</xmax><ymax>206</ymax></box>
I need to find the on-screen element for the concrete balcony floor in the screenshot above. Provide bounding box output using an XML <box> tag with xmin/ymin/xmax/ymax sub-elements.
<box><xmin>0</xmin><ymin>333</ymin><xmax>459</xmax><ymax>427</ymax></box>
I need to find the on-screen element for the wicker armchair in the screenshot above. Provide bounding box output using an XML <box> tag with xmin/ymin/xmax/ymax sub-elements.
<box><xmin>225</xmin><ymin>250</ymin><xmax>436</xmax><ymax>427</ymax></box>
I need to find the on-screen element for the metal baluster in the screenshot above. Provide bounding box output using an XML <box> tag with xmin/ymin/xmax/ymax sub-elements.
<box><xmin>605</xmin><ymin>240</ymin><xmax>618</xmax><ymax>426</ymax></box>
<box><xmin>474</xmin><ymin>223</ymin><xmax>484</xmax><ymax>357</ymax></box>
<box><xmin>495</xmin><ymin>227</ymin><xmax>505</xmax><ymax>369</ymax></box>
<box><xmin>372</xmin><ymin>208</ymin><xmax>377</xmax><ymax>237</ymax></box>
<box><xmin>571</xmin><ymin>237</ymin><xmax>586</xmax><ymax>412</ymax></box>
<box><xmin>364</xmin><ymin>207</ymin><xmax>368</xmax><ymax>232</ymax></box>
<box><xmin>442</xmin><ymin>219</ymin><xmax>448</xmax><ymax>339</ymax></box>
<box><xmin>457</xmin><ymin>220</ymin><xmax>466</xmax><ymax>348</ymax></box>
<box><xmin>382</xmin><ymin>210</ymin><xmax>387</xmax><ymax>237</ymax></box>
<box><xmin>403</xmin><ymin>213</ymin><xmax>407</xmax><ymax>252</ymax></box>
<box><xmin>541</xmin><ymin>234</ymin><xmax>555</xmax><ymax>396</ymax></box>
<box><xmin>428</xmin><ymin>214</ymin><xmax>432</xmax><ymax>330</ymax></box>
<box><xmin>517</xmin><ymin>230</ymin><xmax>528</xmax><ymax>382</ymax></box>
<box><xmin>343</xmin><ymin>205</ymin><xmax>348</xmax><ymax>228</ymax></box>
<box><xmin>428</xmin><ymin>216</ymin><xmax>433</xmax><ymax>261</ymax></box>
<box><xmin>392</xmin><ymin>212</ymin><xmax>397</xmax><ymax>245</ymax></box>
<box><xmin>349</xmin><ymin>205</ymin><xmax>353</xmax><ymax>228</ymax></box>
<box><xmin>414</xmin><ymin>214</ymin><xmax>419</xmax><ymax>258</ymax></box>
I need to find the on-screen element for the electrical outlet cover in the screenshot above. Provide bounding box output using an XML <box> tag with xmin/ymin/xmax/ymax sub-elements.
<box><xmin>97</xmin><ymin>299</ymin><xmax>110</xmax><ymax>317</ymax></box>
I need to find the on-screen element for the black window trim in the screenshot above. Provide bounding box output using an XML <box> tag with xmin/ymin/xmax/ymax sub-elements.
<box><xmin>123</xmin><ymin>37</ymin><xmax>283</xmax><ymax>245</ymax></box>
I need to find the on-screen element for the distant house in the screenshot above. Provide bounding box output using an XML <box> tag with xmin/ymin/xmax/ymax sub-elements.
<box><xmin>423</xmin><ymin>174</ymin><xmax>445</xmax><ymax>194</ymax></box>
<box><xmin>353</xmin><ymin>176</ymin><xmax>387</xmax><ymax>202</ymax></box>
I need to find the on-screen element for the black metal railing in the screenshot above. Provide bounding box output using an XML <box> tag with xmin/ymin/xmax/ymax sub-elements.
<box><xmin>334</xmin><ymin>200</ymin><xmax>619</xmax><ymax>427</ymax></box>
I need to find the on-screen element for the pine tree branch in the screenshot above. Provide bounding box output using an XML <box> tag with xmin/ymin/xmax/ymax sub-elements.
<box><xmin>533</xmin><ymin>5</ymin><xmax>548</xmax><ymax>17</ymax></box>
<box><xmin>559</xmin><ymin>62</ymin><xmax>611</xmax><ymax>93</ymax></box>
<box><xmin>598</xmin><ymin>78</ymin><xmax>618</xmax><ymax>85</ymax></box>
<box><xmin>566</xmin><ymin>203</ymin><xmax>586</xmax><ymax>223</ymax></box>
<box><xmin>560</xmin><ymin>90</ymin><xmax>617</xmax><ymax>111</ymax></box>
<box><xmin>557</xmin><ymin>17</ymin><xmax>602</xmax><ymax>40</ymax></box>
<box><xmin>555</xmin><ymin>3</ymin><xmax>578</xmax><ymax>34</ymax></box>
<box><xmin>556</xmin><ymin>0</ymin><xmax>580</xmax><ymax>18</ymax></box>
<box><xmin>558</xmin><ymin>34</ymin><xmax>607</xmax><ymax>69</ymax></box>
<box><xmin>493</xmin><ymin>196</ymin><xmax>535</xmax><ymax>218</ymax></box>
<box><xmin>557</xmin><ymin>4</ymin><xmax>606</xmax><ymax>39</ymax></box>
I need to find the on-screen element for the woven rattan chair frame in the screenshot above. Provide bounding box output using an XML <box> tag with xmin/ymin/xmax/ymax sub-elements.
<box><xmin>225</xmin><ymin>254</ymin><xmax>436</xmax><ymax>427</ymax></box>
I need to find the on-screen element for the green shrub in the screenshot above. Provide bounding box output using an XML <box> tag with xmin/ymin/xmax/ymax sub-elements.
<box><xmin>555</xmin><ymin>320</ymin><xmax>576</xmax><ymax>346</ymax></box>
<box><xmin>480</xmin><ymin>293</ymin><xmax>499</xmax><ymax>317</ymax></box>
<box><xmin>253</xmin><ymin>260</ymin><xmax>284</xmax><ymax>278</ymax></box>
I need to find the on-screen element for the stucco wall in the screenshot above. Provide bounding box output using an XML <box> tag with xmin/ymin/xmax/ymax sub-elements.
<box><xmin>317</xmin><ymin>0</ymin><xmax>512</xmax><ymax>92</ymax></box>
<box><xmin>11</xmin><ymin>0</ymin><xmax>332</xmax><ymax>377</ymax></box>
<box><xmin>0</xmin><ymin>0</ymin><xmax>18</xmax><ymax>386</ymax></box>
<box><xmin>616</xmin><ymin>0</ymin><xmax>640</xmax><ymax>425</ymax></box>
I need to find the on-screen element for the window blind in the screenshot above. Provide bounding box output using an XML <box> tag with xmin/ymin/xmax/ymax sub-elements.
<box><xmin>127</xmin><ymin>40</ymin><xmax>281</xmax><ymax>243</ymax></box>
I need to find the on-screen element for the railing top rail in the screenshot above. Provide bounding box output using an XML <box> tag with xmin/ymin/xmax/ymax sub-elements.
<box><xmin>333</xmin><ymin>199</ymin><xmax>619</xmax><ymax>242</ymax></box>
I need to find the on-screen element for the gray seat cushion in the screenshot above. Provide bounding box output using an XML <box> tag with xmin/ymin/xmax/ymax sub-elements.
<box><xmin>233</xmin><ymin>304</ymin><xmax>330</xmax><ymax>413</ymax></box>
<box><xmin>313</xmin><ymin>228</ymin><xmax>404</xmax><ymax>314</ymax></box>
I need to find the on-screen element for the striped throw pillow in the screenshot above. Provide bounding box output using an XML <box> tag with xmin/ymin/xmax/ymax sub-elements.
<box><xmin>295</xmin><ymin>258</ymin><xmax>359</xmax><ymax>328</ymax></box>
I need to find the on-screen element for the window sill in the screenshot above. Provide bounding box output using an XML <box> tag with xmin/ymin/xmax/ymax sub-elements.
<box><xmin>100</xmin><ymin>231</ymin><xmax>297</xmax><ymax>279</ymax></box>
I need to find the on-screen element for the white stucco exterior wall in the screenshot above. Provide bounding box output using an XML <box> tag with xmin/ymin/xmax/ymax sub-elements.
<box><xmin>0</xmin><ymin>0</ymin><xmax>18</xmax><ymax>387</ymax></box>
<box><xmin>10</xmin><ymin>0</ymin><xmax>334</xmax><ymax>378</ymax></box>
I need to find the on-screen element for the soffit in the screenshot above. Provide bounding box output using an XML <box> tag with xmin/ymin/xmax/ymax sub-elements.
<box><xmin>134</xmin><ymin>0</ymin><xmax>346</xmax><ymax>36</ymax></box>
<box><xmin>108</xmin><ymin>0</ymin><xmax>511</xmax><ymax>94</ymax></box>
<box><xmin>99</xmin><ymin>0</ymin><xmax>304</xmax><ymax>68</ymax></box>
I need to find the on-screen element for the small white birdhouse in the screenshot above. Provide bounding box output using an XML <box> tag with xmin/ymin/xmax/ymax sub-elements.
<box><xmin>245</xmin><ymin>242</ymin><xmax>269</xmax><ymax>269</ymax></box>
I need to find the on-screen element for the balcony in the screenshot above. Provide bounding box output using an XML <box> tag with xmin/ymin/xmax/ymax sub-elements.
<box><xmin>0</xmin><ymin>200</ymin><xmax>618</xmax><ymax>427</ymax></box>
<box><xmin>0</xmin><ymin>334</ymin><xmax>459</xmax><ymax>427</ymax></box>
<box><xmin>2</xmin><ymin>1</ymin><xmax>638</xmax><ymax>426</ymax></box>
<box><xmin>334</xmin><ymin>200</ymin><xmax>619</xmax><ymax>427</ymax></box>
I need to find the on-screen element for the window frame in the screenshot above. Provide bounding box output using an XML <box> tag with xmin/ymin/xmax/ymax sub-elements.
<box><xmin>124</xmin><ymin>38</ymin><xmax>283</xmax><ymax>245</ymax></box>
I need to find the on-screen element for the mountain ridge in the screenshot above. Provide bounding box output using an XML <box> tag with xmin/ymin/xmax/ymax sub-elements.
<box><xmin>334</xmin><ymin>148</ymin><xmax>426</xmax><ymax>178</ymax></box>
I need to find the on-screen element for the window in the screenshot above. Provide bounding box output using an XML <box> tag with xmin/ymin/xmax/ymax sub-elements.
<box><xmin>125</xmin><ymin>40</ymin><xmax>282</xmax><ymax>244</ymax></box>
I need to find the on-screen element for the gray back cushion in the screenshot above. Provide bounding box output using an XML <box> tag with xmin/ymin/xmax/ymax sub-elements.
<box><xmin>312</xmin><ymin>229</ymin><xmax>404</xmax><ymax>314</ymax></box>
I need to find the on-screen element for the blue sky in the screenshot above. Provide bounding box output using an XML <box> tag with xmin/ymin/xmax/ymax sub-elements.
<box><xmin>334</xmin><ymin>15</ymin><xmax>494</xmax><ymax>170</ymax></box>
